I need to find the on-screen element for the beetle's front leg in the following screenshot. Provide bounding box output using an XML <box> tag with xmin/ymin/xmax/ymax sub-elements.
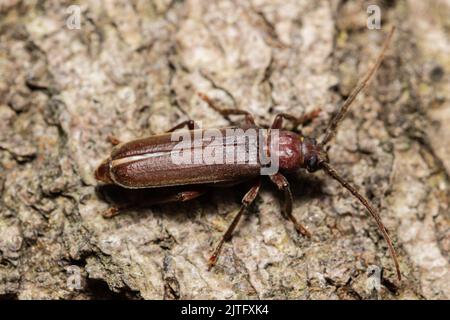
<box><xmin>208</xmin><ymin>179</ymin><xmax>261</xmax><ymax>270</ymax></box>
<box><xmin>271</xmin><ymin>109</ymin><xmax>321</xmax><ymax>130</ymax></box>
<box><xmin>269</xmin><ymin>173</ymin><xmax>311</xmax><ymax>237</ymax></box>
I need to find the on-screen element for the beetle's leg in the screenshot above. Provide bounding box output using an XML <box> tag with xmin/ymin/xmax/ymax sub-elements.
<box><xmin>101</xmin><ymin>189</ymin><xmax>206</xmax><ymax>218</ymax></box>
<box><xmin>208</xmin><ymin>180</ymin><xmax>261</xmax><ymax>270</ymax></box>
<box><xmin>102</xmin><ymin>206</ymin><xmax>121</xmax><ymax>218</ymax></box>
<box><xmin>164</xmin><ymin>189</ymin><xmax>206</xmax><ymax>203</ymax></box>
<box><xmin>107</xmin><ymin>135</ymin><xmax>122</xmax><ymax>146</ymax></box>
<box><xmin>198</xmin><ymin>92</ymin><xmax>256</xmax><ymax>126</ymax></box>
<box><xmin>106</xmin><ymin>120</ymin><xmax>197</xmax><ymax>146</ymax></box>
<box><xmin>271</xmin><ymin>109</ymin><xmax>321</xmax><ymax>130</ymax></box>
<box><xmin>167</xmin><ymin>119</ymin><xmax>198</xmax><ymax>132</ymax></box>
<box><xmin>106</xmin><ymin>120</ymin><xmax>197</xmax><ymax>147</ymax></box>
<box><xmin>269</xmin><ymin>173</ymin><xmax>311</xmax><ymax>237</ymax></box>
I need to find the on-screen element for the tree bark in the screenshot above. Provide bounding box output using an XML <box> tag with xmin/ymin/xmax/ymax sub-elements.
<box><xmin>0</xmin><ymin>0</ymin><xmax>449</xmax><ymax>299</ymax></box>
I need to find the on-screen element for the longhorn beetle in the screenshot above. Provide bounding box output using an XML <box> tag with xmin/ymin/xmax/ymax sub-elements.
<box><xmin>95</xmin><ymin>27</ymin><xmax>401</xmax><ymax>280</ymax></box>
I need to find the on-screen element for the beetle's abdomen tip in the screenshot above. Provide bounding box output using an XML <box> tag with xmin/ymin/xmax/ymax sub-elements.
<box><xmin>95</xmin><ymin>159</ymin><xmax>113</xmax><ymax>184</ymax></box>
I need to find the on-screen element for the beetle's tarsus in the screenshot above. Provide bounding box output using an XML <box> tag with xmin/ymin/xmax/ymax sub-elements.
<box><xmin>207</xmin><ymin>252</ymin><xmax>220</xmax><ymax>271</ymax></box>
<box><xmin>293</xmin><ymin>221</ymin><xmax>312</xmax><ymax>238</ymax></box>
<box><xmin>102</xmin><ymin>207</ymin><xmax>120</xmax><ymax>218</ymax></box>
<box><xmin>107</xmin><ymin>136</ymin><xmax>121</xmax><ymax>146</ymax></box>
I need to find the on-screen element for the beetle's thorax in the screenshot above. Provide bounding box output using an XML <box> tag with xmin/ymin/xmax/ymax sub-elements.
<box><xmin>270</xmin><ymin>131</ymin><xmax>327</xmax><ymax>173</ymax></box>
<box><xmin>270</xmin><ymin>130</ymin><xmax>303</xmax><ymax>173</ymax></box>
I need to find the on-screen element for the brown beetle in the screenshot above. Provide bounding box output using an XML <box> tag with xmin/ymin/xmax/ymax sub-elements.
<box><xmin>95</xmin><ymin>27</ymin><xmax>400</xmax><ymax>280</ymax></box>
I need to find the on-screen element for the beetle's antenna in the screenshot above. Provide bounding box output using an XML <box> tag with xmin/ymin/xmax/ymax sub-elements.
<box><xmin>319</xmin><ymin>27</ymin><xmax>395</xmax><ymax>147</ymax></box>
<box><xmin>321</xmin><ymin>161</ymin><xmax>401</xmax><ymax>281</ymax></box>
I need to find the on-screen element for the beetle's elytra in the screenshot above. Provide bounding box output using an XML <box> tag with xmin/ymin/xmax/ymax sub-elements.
<box><xmin>95</xmin><ymin>27</ymin><xmax>401</xmax><ymax>281</ymax></box>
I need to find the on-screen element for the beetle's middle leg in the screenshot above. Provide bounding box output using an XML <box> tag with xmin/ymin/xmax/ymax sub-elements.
<box><xmin>269</xmin><ymin>173</ymin><xmax>311</xmax><ymax>237</ymax></box>
<box><xmin>208</xmin><ymin>179</ymin><xmax>261</xmax><ymax>270</ymax></box>
<box><xmin>106</xmin><ymin>119</ymin><xmax>198</xmax><ymax>147</ymax></box>
<box><xmin>167</xmin><ymin>119</ymin><xmax>198</xmax><ymax>132</ymax></box>
<box><xmin>198</xmin><ymin>92</ymin><xmax>256</xmax><ymax>126</ymax></box>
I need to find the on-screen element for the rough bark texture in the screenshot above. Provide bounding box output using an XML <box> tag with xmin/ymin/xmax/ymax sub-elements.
<box><xmin>0</xmin><ymin>0</ymin><xmax>449</xmax><ymax>300</ymax></box>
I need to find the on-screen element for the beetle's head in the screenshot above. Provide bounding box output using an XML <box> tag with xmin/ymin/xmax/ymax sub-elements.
<box><xmin>301</xmin><ymin>137</ymin><xmax>329</xmax><ymax>173</ymax></box>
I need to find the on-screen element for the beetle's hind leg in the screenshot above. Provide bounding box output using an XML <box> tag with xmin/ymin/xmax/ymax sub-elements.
<box><xmin>270</xmin><ymin>173</ymin><xmax>311</xmax><ymax>237</ymax></box>
<box><xmin>208</xmin><ymin>180</ymin><xmax>261</xmax><ymax>270</ymax></box>
<box><xmin>100</xmin><ymin>188</ymin><xmax>206</xmax><ymax>218</ymax></box>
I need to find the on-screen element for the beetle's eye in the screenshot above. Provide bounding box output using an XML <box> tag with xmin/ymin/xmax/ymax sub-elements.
<box><xmin>307</xmin><ymin>155</ymin><xmax>318</xmax><ymax>171</ymax></box>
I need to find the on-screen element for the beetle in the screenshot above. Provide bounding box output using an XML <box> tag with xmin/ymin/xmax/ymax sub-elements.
<box><xmin>95</xmin><ymin>27</ymin><xmax>401</xmax><ymax>280</ymax></box>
